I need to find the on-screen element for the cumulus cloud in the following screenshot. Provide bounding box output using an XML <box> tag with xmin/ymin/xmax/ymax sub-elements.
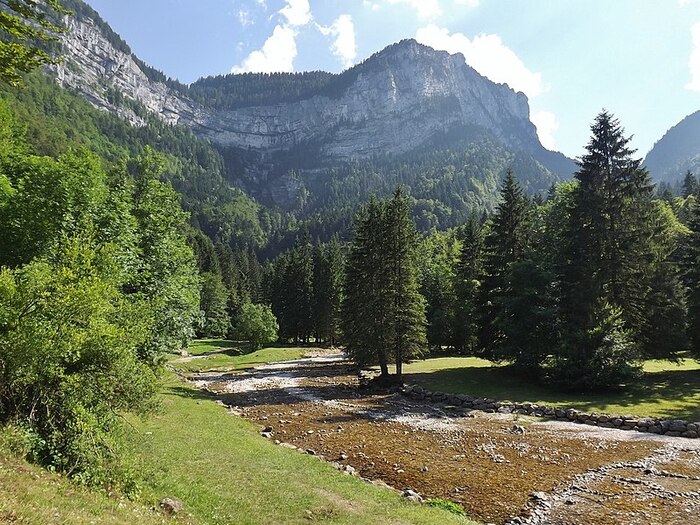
<box><xmin>415</xmin><ymin>24</ymin><xmax>546</xmax><ymax>98</ymax></box>
<box><xmin>686</xmin><ymin>21</ymin><xmax>700</xmax><ymax>91</ymax></box>
<box><xmin>317</xmin><ymin>15</ymin><xmax>357</xmax><ymax>69</ymax></box>
<box><xmin>232</xmin><ymin>0</ymin><xmax>312</xmax><ymax>74</ymax></box>
<box><xmin>454</xmin><ymin>0</ymin><xmax>480</xmax><ymax>6</ymax></box>
<box><xmin>232</xmin><ymin>25</ymin><xmax>298</xmax><ymax>73</ymax></box>
<box><xmin>385</xmin><ymin>0</ymin><xmax>442</xmax><ymax>19</ymax></box>
<box><xmin>416</xmin><ymin>25</ymin><xmax>558</xmax><ymax>148</ymax></box>
<box><xmin>531</xmin><ymin>111</ymin><xmax>559</xmax><ymax>150</ymax></box>
<box><xmin>279</xmin><ymin>0</ymin><xmax>312</xmax><ymax>26</ymax></box>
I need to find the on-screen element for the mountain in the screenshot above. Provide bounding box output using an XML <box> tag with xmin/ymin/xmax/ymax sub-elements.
<box><xmin>45</xmin><ymin>0</ymin><xmax>575</xmax><ymax>238</ymax></box>
<box><xmin>645</xmin><ymin>111</ymin><xmax>700</xmax><ymax>184</ymax></box>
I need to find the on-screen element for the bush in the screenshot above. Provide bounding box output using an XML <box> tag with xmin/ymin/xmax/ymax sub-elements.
<box><xmin>233</xmin><ymin>303</ymin><xmax>279</xmax><ymax>350</ymax></box>
<box><xmin>0</xmin><ymin>240</ymin><xmax>158</xmax><ymax>487</ymax></box>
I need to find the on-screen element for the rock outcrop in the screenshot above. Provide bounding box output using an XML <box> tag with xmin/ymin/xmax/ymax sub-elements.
<box><xmin>50</xmin><ymin>5</ymin><xmax>574</xmax><ymax>177</ymax></box>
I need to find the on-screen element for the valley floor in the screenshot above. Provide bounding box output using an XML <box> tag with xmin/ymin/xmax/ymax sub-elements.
<box><xmin>185</xmin><ymin>349</ymin><xmax>700</xmax><ymax>525</ymax></box>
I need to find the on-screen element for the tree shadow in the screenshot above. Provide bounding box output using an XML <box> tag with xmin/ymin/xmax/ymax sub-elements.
<box><xmin>406</xmin><ymin>365</ymin><xmax>700</xmax><ymax>421</ymax></box>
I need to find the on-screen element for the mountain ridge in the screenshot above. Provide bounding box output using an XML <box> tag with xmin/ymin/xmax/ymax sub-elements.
<box><xmin>644</xmin><ymin>110</ymin><xmax>700</xmax><ymax>184</ymax></box>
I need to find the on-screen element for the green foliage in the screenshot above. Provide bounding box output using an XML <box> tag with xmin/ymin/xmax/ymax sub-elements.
<box><xmin>342</xmin><ymin>189</ymin><xmax>427</xmax><ymax>379</ymax></box>
<box><xmin>233</xmin><ymin>303</ymin><xmax>279</xmax><ymax>350</ymax></box>
<box><xmin>0</xmin><ymin>240</ymin><xmax>157</xmax><ymax>487</ymax></box>
<box><xmin>478</xmin><ymin>170</ymin><xmax>532</xmax><ymax>357</ymax></box>
<box><xmin>312</xmin><ymin>237</ymin><xmax>344</xmax><ymax>344</ymax></box>
<box><xmin>198</xmin><ymin>272</ymin><xmax>230</xmax><ymax>338</ymax></box>
<box><xmin>425</xmin><ymin>499</ymin><xmax>467</xmax><ymax>517</ymax></box>
<box><xmin>452</xmin><ymin>218</ymin><xmax>483</xmax><ymax>353</ymax></box>
<box><xmin>550</xmin><ymin>302</ymin><xmax>642</xmax><ymax>391</ymax></box>
<box><xmin>0</xmin><ymin>0</ymin><xmax>67</xmax><ymax>86</ymax></box>
<box><xmin>0</xmin><ymin>107</ymin><xmax>199</xmax><ymax>484</ymax></box>
<box><xmin>494</xmin><ymin>258</ymin><xmax>556</xmax><ymax>372</ymax></box>
<box><xmin>272</xmin><ymin>231</ymin><xmax>315</xmax><ymax>342</ymax></box>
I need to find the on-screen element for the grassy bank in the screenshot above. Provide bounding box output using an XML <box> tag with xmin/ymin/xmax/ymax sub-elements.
<box><xmin>403</xmin><ymin>355</ymin><xmax>700</xmax><ymax>421</ymax></box>
<box><xmin>0</xmin><ymin>448</ymin><xmax>171</xmax><ymax>525</ymax></box>
<box><xmin>1</xmin><ymin>343</ymin><xmax>471</xmax><ymax>525</ymax></box>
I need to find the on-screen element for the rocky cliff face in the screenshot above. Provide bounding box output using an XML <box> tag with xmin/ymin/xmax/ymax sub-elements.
<box><xmin>51</xmin><ymin>9</ymin><xmax>569</xmax><ymax>176</ymax></box>
<box><xmin>50</xmin><ymin>15</ymin><xmax>199</xmax><ymax>127</ymax></box>
<box><xmin>186</xmin><ymin>40</ymin><xmax>540</xmax><ymax>161</ymax></box>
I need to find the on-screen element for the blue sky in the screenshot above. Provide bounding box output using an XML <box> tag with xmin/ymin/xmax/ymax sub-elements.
<box><xmin>85</xmin><ymin>0</ymin><xmax>700</xmax><ymax>159</ymax></box>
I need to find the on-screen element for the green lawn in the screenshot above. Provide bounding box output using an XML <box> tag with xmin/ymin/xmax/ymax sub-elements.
<box><xmin>126</xmin><ymin>343</ymin><xmax>472</xmax><ymax>525</ymax></box>
<box><xmin>1</xmin><ymin>343</ymin><xmax>473</xmax><ymax>525</ymax></box>
<box><xmin>171</xmin><ymin>339</ymin><xmax>308</xmax><ymax>373</ymax></box>
<box><xmin>0</xmin><ymin>441</ymin><xmax>171</xmax><ymax>525</ymax></box>
<box><xmin>403</xmin><ymin>355</ymin><xmax>700</xmax><ymax>421</ymax></box>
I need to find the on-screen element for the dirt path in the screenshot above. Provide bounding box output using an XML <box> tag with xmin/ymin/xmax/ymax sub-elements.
<box><xmin>188</xmin><ymin>353</ymin><xmax>700</xmax><ymax>525</ymax></box>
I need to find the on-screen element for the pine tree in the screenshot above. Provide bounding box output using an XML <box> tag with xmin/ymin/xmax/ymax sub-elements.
<box><xmin>280</xmin><ymin>230</ymin><xmax>314</xmax><ymax>342</ymax></box>
<box><xmin>312</xmin><ymin>237</ymin><xmax>344</xmax><ymax>345</ymax></box>
<box><xmin>556</xmin><ymin>112</ymin><xmax>658</xmax><ymax>386</ymax></box>
<box><xmin>385</xmin><ymin>187</ymin><xmax>427</xmax><ymax>380</ymax></box>
<box><xmin>683</xmin><ymin>171</ymin><xmax>698</xmax><ymax>199</ymax></box>
<box><xmin>453</xmin><ymin>217</ymin><xmax>483</xmax><ymax>354</ymax></box>
<box><xmin>341</xmin><ymin>190</ymin><xmax>426</xmax><ymax>381</ymax></box>
<box><xmin>342</xmin><ymin>197</ymin><xmax>391</xmax><ymax>374</ymax></box>
<box><xmin>477</xmin><ymin>170</ymin><xmax>531</xmax><ymax>356</ymax></box>
<box><xmin>685</xmin><ymin>199</ymin><xmax>700</xmax><ymax>358</ymax></box>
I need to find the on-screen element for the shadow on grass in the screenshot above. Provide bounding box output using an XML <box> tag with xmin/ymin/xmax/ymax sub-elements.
<box><xmin>407</xmin><ymin>365</ymin><xmax>700</xmax><ymax>420</ymax></box>
<box><xmin>164</xmin><ymin>385</ymin><xmax>217</xmax><ymax>402</ymax></box>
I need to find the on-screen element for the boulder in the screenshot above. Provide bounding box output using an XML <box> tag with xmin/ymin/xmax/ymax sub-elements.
<box><xmin>159</xmin><ymin>497</ymin><xmax>183</xmax><ymax>516</ymax></box>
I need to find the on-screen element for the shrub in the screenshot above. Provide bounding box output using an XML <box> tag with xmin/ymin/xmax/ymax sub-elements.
<box><xmin>233</xmin><ymin>303</ymin><xmax>279</xmax><ymax>350</ymax></box>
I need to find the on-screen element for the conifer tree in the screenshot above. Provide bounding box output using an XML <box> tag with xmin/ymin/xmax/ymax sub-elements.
<box><xmin>453</xmin><ymin>217</ymin><xmax>483</xmax><ymax>353</ymax></box>
<box><xmin>341</xmin><ymin>190</ymin><xmax>426</xmax><ymax>381</ymax></box>
<box><xmin>685</xmin><ymin>199</ymin><xmax>700</xmax><ymax>358</ymax></box>
<box><xmin>477</xmin><ymin>170</ymin><xmax>530</xmax><ymax>356</ymax></box>
<box><xmin>342</xmin><ymin>197</ymin><xmax>391</xmax><ymax>374</ymax></box>
<box><xmin>385</xmin><ymin>187</ymin><xmax>427</xmax><ymax>380</ymax></box>
<box><xmin>280</xmin><ymin>230</ymin><xmax>314</xmax><ymax>342</ymax></box>
<box><xmin>683</xmin><ymin>171</ymin><xmax>698</xmax><ymax>199</ymax></box>
<box><xmin>556</xmin><ymin>112</ymin><xmax>657</xmax><ymax>385</ymax></box>
<box><xmin>312</xmin><ymin>237</ymin><xmax>344</xmax><ymax>345</ymax></box>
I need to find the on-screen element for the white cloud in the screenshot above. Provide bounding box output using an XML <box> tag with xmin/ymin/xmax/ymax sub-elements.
<box><xmin>232</xmin><ymin>24</ymin><xmax>298</xmax><ymax>73</ymax></box>
<box><xmin>454</xmin><ymin>0</ymin><xmax>479</xmax><ymax>6</ymax></box>
<box><xmin>231</xmin><ymin>0</ymin><xmax>313</xmax><ymax>74</ymax></box>
<box><xmin>238</xmin><ymin>9</ymin><xmax>253</xmax><ymax>27</ymax></box>
<box><xmin>416</xmin><ymin>25</ymin><xmax>559</xmax><ymax>148</ymax></box>
<box><xmin>531</xmin><ymin>110</ymin><xmax>559</xmax><ymax>150</ymax></box>
<box><xmin>415</xmin><ymin>24</ymin><xmax>546</xmax><ymax>98</ymax></box>
<box><xmin>279</xmin><ymin>0</ymin><xmax>312</xmax><ymax>27</ymax></box>
<box><xmin>317</xmin><ymin>15</ymin><xmax>357</xmax><ymax>69</ymax></box>
<box><xmin>363</xmin><ymin>0</ymin><xmax>381</xmax><ymax>11</ymax></box>
<box><xmin>687</xmin><ymin>21</ymin><xmax>700</xmax><ymax>91</ymax></box>
<box><xmin>385</xmin><ymin>0</ymin><xmax>442</xmax><ymax>19</ymax></box>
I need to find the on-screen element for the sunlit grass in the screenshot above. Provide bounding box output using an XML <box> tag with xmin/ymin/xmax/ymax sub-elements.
<box><xmin>403</xmin><ymin>354</ymin><xmax>700</xmax><ymax>421</ymax></box>
<box><xmin>170</xmin><ymin>340</ymin><xmax>309</xmax><ymax>373</ymax></box>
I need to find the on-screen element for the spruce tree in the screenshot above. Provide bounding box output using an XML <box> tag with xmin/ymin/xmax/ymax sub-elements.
<box><xmin>341</xmin><ymin>190</ymin><xmax>426</xmax><ymax>381</ymax></box>
<box><xmin>342</xmin><ymin>197</ymin><xmax>391</xmax><ymax>374</ymax></box>
<box><xmin>281</xmin><ymin>231</ymin><xmax>314</xmax><ymax>342</ymax></box>
<box><xmin>685</xmin><ymin>199</ymin><xmax>700</xmax><ymax>358</ymax></box>
<box><xmin>312</xmin><ymin>237</ymin><xmax>344</xmax><ymax>345</ymax></box>
<box><xmin>683</xmin><ymin>171</ymin><xmax>698</xmax><ymax>199</ymax></box>
<box><xmin>453</xmin><ymin>217</ymin><xmax>483</xmax><ymax>354</ymax></box>
<box><xmin>385</xmin><ymin>187</ymin><xmax>427</xmax><ymax>380</ymax></box>
<box><xmin>556</xmin><ymin>112</ymin><xmax>658</xmax><ymax>386</ymax></box>
<box><xmin>477</xmin><ymin>170</ymin><xmax>530</xmax><ymax>356</ymax></box>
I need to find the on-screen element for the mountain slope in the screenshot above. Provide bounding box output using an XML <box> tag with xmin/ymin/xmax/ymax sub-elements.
<box><xmin>46</xmin><ymin>0</ymin><xmax>576</xmax><ymax>239</ymax></box>
<box><xmin>645</xmin><ymin>110</ymin><xmax>700</xmax><ymax>183</ymax></box>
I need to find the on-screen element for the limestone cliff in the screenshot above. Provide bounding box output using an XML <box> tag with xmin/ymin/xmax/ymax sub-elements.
<box><xmin>50</xmin><ymin>6</ymin><xmax>573</xmax><ymax>179</ymax></box>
